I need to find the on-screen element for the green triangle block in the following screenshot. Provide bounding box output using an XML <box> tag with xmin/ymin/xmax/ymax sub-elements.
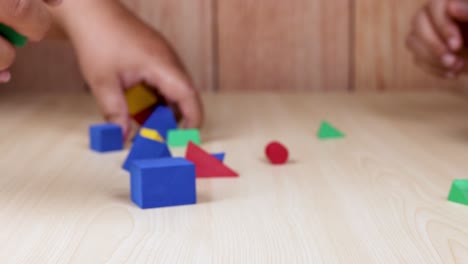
<box><xmin>318</xmin><ymin>121</ymin><xmax>345</xmax><ymax>140</ymax></box>
<box><xmin>167</xmin><ymin>129</ymin><xmax>201</xmax><ymax>147</ymax></box>
<box><xmin>448</xmin><ymin>179</ymin><xmax>468</xmax><ymax>206</ymax></box>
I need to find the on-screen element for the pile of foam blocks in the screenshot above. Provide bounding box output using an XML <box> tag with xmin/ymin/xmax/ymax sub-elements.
<box><xmin>89</xmin><ymin>85</ymin><xmax>238</xmax><ymax>209</ymax></box>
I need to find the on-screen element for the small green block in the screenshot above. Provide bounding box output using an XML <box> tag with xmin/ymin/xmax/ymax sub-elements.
<box><xmin>448</xmin><ymin>179</ymin><xmax>468</xmax><ymax>206</ymax></box>
<box><xmin>167</xmin><ymin>129</ymin><xmax>201</xmax><ymax>147</ymax></box>
<box><xmin>0</xmin><ymin>24</ymin><xmax>27</xmax><ymax>47</ymax></box>
<box><xmin>318</xmin><ymin>121</ymin><xmax>345</xmax><ymax>140</ymax></box>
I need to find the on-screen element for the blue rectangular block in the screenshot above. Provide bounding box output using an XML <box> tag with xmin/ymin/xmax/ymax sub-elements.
<box><xmin>123</xmin><ymin>136</ymin><xmax>172</xmax><ymax>171</ymax></box>
<box><xmin>212</xmin><ymin>152</ymin><xmax>225</xmax><ymax>162</ymax></box>
<box><xmin>89</xmin><ymin>124</ymin><xmax>123</xmax><ymax>153</ymax></box>
<box><xmin>143</xmin><ymin>106</ymin><xmax>178</xmax><ymax>140</ymax></box>
<box><xmin>130</xmin><ymin>157</ymin><xmax>196</xmax><ymax>209</ymax></box>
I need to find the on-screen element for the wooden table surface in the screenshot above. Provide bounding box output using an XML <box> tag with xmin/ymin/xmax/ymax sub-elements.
<box><xmin>0</xmin><ymin>92</ymin><xmax>467</xmax><ymax>263</ymax></box>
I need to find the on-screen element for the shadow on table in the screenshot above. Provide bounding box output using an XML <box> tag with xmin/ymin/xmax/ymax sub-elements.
<box><xmin>258</xmin><ymin>157</ymin><xmax>299</xmax><ymax>165</ymax></box>
<box><xmin>110</xmin><ymin>191</ymin><xmax>214</xmax><ymax>206</ymax></box>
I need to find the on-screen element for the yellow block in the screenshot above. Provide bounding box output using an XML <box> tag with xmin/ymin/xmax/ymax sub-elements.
<box><xmin>140</xmin><ymin>128</ymin><xmax>164</xmax><ymax>142</ymax></box>
<box><xmin>125</xmin><ymin>84</ymin><xmax>158</xmax><ymax>115</ymax></box>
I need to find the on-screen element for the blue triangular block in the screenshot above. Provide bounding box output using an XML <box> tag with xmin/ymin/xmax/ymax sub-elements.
<box><xmin>212</xmin><ymin>152</ymin><xmax>225</xmax><ymax>162</ymax></box>
<box><xmin>142</xmin><ymin>106</ymin><xmax>177</xmax><ymax>140</ymax></box>
<box><xmin>123</xmin><ymin>136</ymin><xmax>172</xmax><ymax>171</ymax></box>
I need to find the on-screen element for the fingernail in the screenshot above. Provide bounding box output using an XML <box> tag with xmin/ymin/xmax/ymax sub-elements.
<box><xmin>0</xmin><ymin>71</ymin><xmax>11</xmax><ymax>83</ymax></box>
<box><xmin>442</xmin><ymin>54</ymin><xmax>457</xmax><ymax>67</ymax></box>
<box><xmin>449</xmin><ymin>37</ymin><xmax>461</xmax><ymax>51</ymax></box>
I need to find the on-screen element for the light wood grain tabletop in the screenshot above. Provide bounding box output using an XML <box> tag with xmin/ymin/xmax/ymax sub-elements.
<box><xmin>0</xmin><ymin>92</ymin><xmax>467</xmax><ymax>264</ymax></box>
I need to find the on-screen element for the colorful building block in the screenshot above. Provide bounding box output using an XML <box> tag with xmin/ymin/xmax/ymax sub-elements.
<box><xmin>126</xmin><ymin>84</ymin><xmax>158</xmax><ymax>115</ymax></box>
<box><xmin>0</xmin><ymin>24</ymin><xmax>27</xmax><ymax>47</ymax></box>
<box><xmin>318</xmin><ymin>121</ymin><xmax>345</xmax><ymax>140</ymax></box>
<box><xmin>122</xmin><ymin>136</ymin><xmax>172</xmax><ymax>171</ymax></box>
<box><xmin>448</xmin><ymin>179</ymin><xmax>468</xmax><ymax>206</ymax></box>
<box><xmin>89</xmin><ymin>124</ymin><xmax>123</xmax><ymax>152</ymax></box>
<box><xmin>125</xmin><ymin>84</ymin><xmax>160</xmax><ymax>125</ymax></box>
<box><xmin>132</xmin><ymin>105</ymin><xmax>157</xmax><ymax>125</ymax></box>
<box><xmin>167</xmin><ymin>129</ymin><xmax>201</xmax><ymax>147</ymax></box>
<box><xmin>130</xmin><ymin>157</ymin><xmax>196</xmax><ymax>209</ymax></box>
<box><xmin>265</xmin><ymin>141</ymin><xmax>289</xmax><ymax>165</ymax></box>
<box><xmin>185</xmin><ymin>142</ymin><xmax>238</xmax><ymax>178</ymax></box>
<box><xmin>143</xmin><ymin>106</ymin><xmax>178</xmax><ymax>140</ymax></box>
<box><xmin>212</xmin><ymin>152</ymin><xmax>225</xmax><ymax>162</ymax></box>
<box><xmin>139</xmin><ymin>128</ymin><xmax>164</xmax><ymax>142</ymax></box>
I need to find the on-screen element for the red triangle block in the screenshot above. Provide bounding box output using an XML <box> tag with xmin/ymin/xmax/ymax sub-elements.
<box><xmin>185</xmin><ymin>142</ymin><xmax>239</xmax><ymax>178</ymax></box>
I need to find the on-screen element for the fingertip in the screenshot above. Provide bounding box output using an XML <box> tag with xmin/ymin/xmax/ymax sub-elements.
<box><xmin>143</xmin><ymin>60</ymin><xmax>204</xmax><ymax>129</ymax></box>
<box><xmin>150</xmin><ymin>78</ymin><xmax>204</xmax><ymax>128</ymax></box>
<box><xmin>107</xmin><ymin>114</ymin><xmax>131</xmax><ymax>140</ymax></box>
<box><xmin>0</xmin><ymin>38</ymin><xmax>16</xmax><ymax>70</ymax></box>
<box><xmin>182</xmin><ymin>95</ymin><xmax>204</xmax><ymax>129</ymax></box>
<box><xmin>448</xmin><ymin>36</ymin><xmax>462</xmax><ymax>50</ymax></box>
<box><xmin>0</xmin><ymin>70</ymin><xmax>11</xmax><ymax>83</ymax></box>
<box><xmin>179</xmin><ymin>109</ymin><xmax>201</xmax><ymax>129</ymax></box>
<box><xmin>442</xmin><ymin>53</ymin><xmax>457</xmax><ymax>67</ymax></box>
<box><xmin>88</xmin><ymin>78</ymin><xmax>131</xmax><ymax>141</ymax></box>
<box><xmin>181</xmin><ymin>111</ymin><xmax>203</xmax><ymax>129</ymax></box>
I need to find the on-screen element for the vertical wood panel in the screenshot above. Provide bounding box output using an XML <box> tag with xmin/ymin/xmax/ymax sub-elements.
<box><xmin>123</xmin><ymin>0</ymin><xmax>215</xmax><ymax>91</ymax></box>
<box><xmin>2</xmin><ymin>41</ymin><xmax>85</xmax><ymax>92</ymax></box>
<box><xmin>354</xmin><ymin>0</ymin><xmax>468</xmax><ymax>91</ymax></box>
<box><xmin>217</xmin><ymin>0</ymin><xmax>351</xmax><ymax>91</ymax></box>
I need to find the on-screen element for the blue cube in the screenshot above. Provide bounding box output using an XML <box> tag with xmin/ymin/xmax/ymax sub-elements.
<box><xmin>122</xmin><ymin>136</ymin><xmax>172</xmax><ymax>171</ymax></box>
<box><xmin>143</xmin><ymin>106</ymin><xmax>178</xmax><ymax>140</ymax></box>
<box><xmin>130</xmin><ymin>158</ymin><xmax>196</xmax><ymax>209</ymax></box>
<box><xmin>89</xmin><ymin>124</ymin><xmax>123</xmax><ymax>152</ymax></box>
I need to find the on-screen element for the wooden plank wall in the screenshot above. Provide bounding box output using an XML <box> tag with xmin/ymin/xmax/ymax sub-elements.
<box><xmin>217</xmin><ymin>0</ymin><xmax>351</xmax><ymax>91</ymax></box>
<box><xmin>4</xmin><ymin>0</ymin><xmax>468</xmax><ymax>92</ymax></box>
<box><xmin>3</xmin><ymin>41</ymin><xmax>85</xmax><ymax>92</ymax></box>
<box><xmin>354</xmin><ymin>0</ymin><xmax>468</xmax><ymax>91</ymax></box>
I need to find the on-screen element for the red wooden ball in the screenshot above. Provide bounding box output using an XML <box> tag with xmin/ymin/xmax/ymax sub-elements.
<box><xmin>265</xmin><ymin>141</ymin><xmax>289</xmax><ymax>165</ymax></box>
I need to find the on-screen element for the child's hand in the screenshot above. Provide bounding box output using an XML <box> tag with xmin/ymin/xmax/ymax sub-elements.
<box><xmin>0</xmin><ymin>0</ymin><xmax>61</xmax><ymax>82</ymax></box>
<box><xmin>51</xmin><ymin>1</ymin><xmax>203</xmax><ymax>137</ymax></box>
<box><xmin>406</xmin><ymin>0</ymin><xmax>468</xmax><ymax>79</ymax></box>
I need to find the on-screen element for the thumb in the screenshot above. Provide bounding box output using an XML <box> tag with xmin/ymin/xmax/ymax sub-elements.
<box><xmin>0</xmin><ymin>0</ymin><xmax>51</xmax><ymax>41</ymax></box>
<box><xmin>89</xmin><ymin>78</ymin><xmax>132</xmax><ymax>140</ymax></box>
<box><xmin>0</xmin><ymin>37</ymin><xmax>15</xmax><ymax>70</ymax></box>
